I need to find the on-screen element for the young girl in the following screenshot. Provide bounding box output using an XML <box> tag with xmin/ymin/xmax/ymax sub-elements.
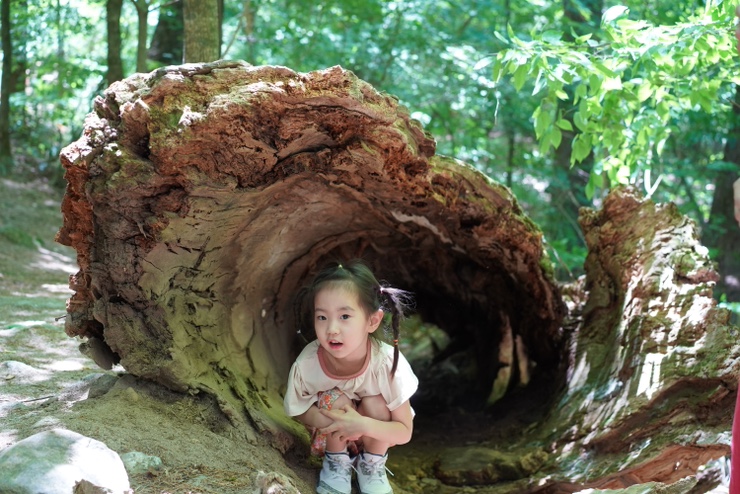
<box><xmin>284</xmin><ymin>260</ymin><xmax>418</xmax><ymax>494</ymax></box>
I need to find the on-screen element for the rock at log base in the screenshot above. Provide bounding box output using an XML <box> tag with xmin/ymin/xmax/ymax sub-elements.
<box><xmin>56</xmin><ymin>61</ymin><xmax>739</xmax><ymax>491</ymax></box>
<box><xmin>56</xmin><ymin>61</ymin><xmax>565</xmax><ymax>451</ymax></box>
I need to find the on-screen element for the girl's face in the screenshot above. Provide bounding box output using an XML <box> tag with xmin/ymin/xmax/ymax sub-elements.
<box><xmin>314</xmin><ymin>286</ymin><xmax>383</xmax><ymax>368</ymax></box>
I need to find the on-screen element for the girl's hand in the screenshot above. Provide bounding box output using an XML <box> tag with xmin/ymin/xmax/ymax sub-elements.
<box><xmin>318</xmin><ymin>404</ymin><xmax>366</xmax><ymax>442</ymax></box>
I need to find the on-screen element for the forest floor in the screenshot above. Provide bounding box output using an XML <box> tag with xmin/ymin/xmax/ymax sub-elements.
<box><xmin>0</xmin><ymin>178</ymin><xmax>549</xmax><ymax>494</ymax></box>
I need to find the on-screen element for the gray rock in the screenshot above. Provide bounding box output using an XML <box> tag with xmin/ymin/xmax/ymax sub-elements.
<box><xmin>0</xmin><ymin>361</ymin><xmax>48</xmax><ymax>383</ymax></box>
<box><xmin>87</xmin><ymin>373</ymin><xmax>119</xmax><ymax>399</ymax></box>
<box><xmin>119</xmin><ymin>451</ymin><xmax>162</xmax><ymax>475</ymax></box>
<box><xmin>252</xmin><ymin>471</ymin><xmax>301</xmax><ymax>494</ymax></box>
<box><xmin>0</xmin><ymin>428</ymin><xmax>130</xmax><ymax>494</ymax></box>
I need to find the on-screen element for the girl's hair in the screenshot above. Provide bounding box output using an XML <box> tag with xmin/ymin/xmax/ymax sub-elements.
<box><xmin>295</xmin><ymin>259</ymin><xmax>412</xmax><ymax>377</ymax></box>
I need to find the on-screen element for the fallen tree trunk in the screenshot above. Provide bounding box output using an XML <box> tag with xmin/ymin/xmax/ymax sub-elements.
<box><xmin>56</xmin><ymin>61</ymin><xmax>739</xmax><ymax>491</ymax></box>
<box><xmin>56</xmin><ymin>61</ymin><xmax>566</xmax><ymax>449</ymax></box>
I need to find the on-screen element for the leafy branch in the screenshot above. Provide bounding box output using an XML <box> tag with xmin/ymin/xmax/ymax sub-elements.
<box><xmin>481</xmin><ymin>3</ymin><xmax>740</xmax><ymax>198</ymax></box>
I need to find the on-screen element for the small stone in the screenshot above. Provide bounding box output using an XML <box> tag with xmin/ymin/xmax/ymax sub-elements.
<box><xmin>73</xmin><ymin>479</ymin><xmax>114</xmax><ymax>494</ymax></box>
<box><xmin>87</xmin><ymin>373</ymin><xmax>119</xmax><ymax>399</ymax></box>
<box><xmin>252</xmin><ymin>470</ymin><xmax>301</xmax><ymax>493</ymax></box>
<box><xmin>120</xmin><ymin>451</ymin><xmax>163</xmax><ymax>475</ymax></box>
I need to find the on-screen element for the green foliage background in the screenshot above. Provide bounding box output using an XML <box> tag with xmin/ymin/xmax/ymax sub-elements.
<box><xmin>2</xmin><ymin>0</ymin><xmax>740</xmax><ymax>305</ymax></box>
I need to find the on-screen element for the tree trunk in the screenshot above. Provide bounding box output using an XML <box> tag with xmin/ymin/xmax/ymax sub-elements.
<box><xmin>183</xmin><ymin>0</ymin><xmax>220</xmax><ymax>63</ymax></box>
<box><xmin>147</xmin><ymin>0</ymin><xmax>183</xmax><ymax>65</ymax></box>
<box><xmin>57</xmin><ymin>62</ymin><xmax>739</xmax><ymax>491</ymax></box>
<box><xmin>10</xmin><ymin>0</ymin><xmax>26</xmax><ymax>94</ymax></box>
<box><xmin>106</xmin><ymin>0</ymin><xmax>124</xmax><ymax>85</ymax></box>
<box><xmin>0</xmin><ymin>0</ymin><xmax>12</xmax><ymax>174</ymax></box>
<box><xmin>131</xmin><ymin>0</ymin><xmax>150</xmax><ymax>73</ymax></box>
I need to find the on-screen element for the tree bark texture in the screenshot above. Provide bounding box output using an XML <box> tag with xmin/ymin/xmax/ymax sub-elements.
<box><xmin>536</xmin><ymin>188</ymin><xmax>739</xmax><ymax>491</ymax></box>
<box><xmin>0</xmin><ymin>0</ymin><xmax>13</xmax><ymax>173</ymax></box>
<box><xmin>57</xmin><ymin>62</ymin><xmax>566</xmax><ymax>450</ymax></box>
<box><xmin>183</xmin><ymin>0</ymin><xmax>220</xmax><ymax>63</ymax></box>
<box><xmin>57</xmin><ymin>62</ymin><xmax>738</xmax><ymax>488</ymax></box>
<box><xmin>147</xmin><ymin>1</ymin><xmax>183</xmax><ymax>66</ymax></box>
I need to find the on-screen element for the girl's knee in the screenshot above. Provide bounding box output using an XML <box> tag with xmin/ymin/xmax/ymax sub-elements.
<box><xmin>358</xmin><ymin>395</ymin><xmax>391</xmax><ymax>421</ymax></box>
<box><xmin>332</xmin><ymin>392</ymin><xmax>353</xmax><ymax>409</ymax></box>
<box><xmin>317</xmin><ymin>388</ymin><xmax>353</xmax><ymax>411</ymax></box>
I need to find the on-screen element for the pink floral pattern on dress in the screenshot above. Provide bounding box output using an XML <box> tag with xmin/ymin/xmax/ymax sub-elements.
<box><xmin>310</xmin><ymin>387</ymin><xmax>360</xmax><ymax>457</ymax></box>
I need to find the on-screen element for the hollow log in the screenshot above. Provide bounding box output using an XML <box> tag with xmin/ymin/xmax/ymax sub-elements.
<box><xmin>57</xmin><ymin>61</ymin><xmax>739</xmax><ymax>490</ymax></box>
<box><xmin>56</xmin><ymin>61</ymin><xmax>565</xmax><ymax>449</ymax></box>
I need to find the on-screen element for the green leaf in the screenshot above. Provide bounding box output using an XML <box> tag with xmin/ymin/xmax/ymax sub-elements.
<box><xmin>602</xmin><ymin>5</ymin><xmax>629</xmax><ymax>25</ymax></box>
<box><xmin>589</xmin><ymin>74</ymin><xmax>603</xmax><ymax>94</ymax></box>
<box><xmin>555</xmin><ymin>89</ymin><xmax>569</xmax><ymax>100</ymax></box>
<box><xmin>534</xmin><ymin>107</ymin><xmax>553</xmax><ymax>138</ymax></box>
<box><xmin>556</xmin><ymin>119</ymin><xmax>573</xmax><ymax>131</ymax></box>
<box><xmin>494</xmin><ymin>31</ymin><xmax>509</xmax><ymax>44</ymax></box>
<box><xmin>636</xmin><ymin>82</ymin><xmax>653</xmax><ymax>102</ymax></box>
<box><xmin>513</xmin><ymin>63</ymin><xmax>529</xmax><ymax>91</ymax></box>
<box><xmin>571</xmin><ymin>134</ymin><xmax>592</xmax><ymax>163</ymax></box>
<box><xmin>593</xmin><ymin>62</ymin><xmax>618</xmax><ymax>78</ymax></box>
<box><xmin>492</xmin><ymin>59</ymin><xmax>505</xmax><ymax>82</ymax></box>
<box><xmin>573</xmin><ymin>110</ymin><xmax>588</xmax><ymax>132</ymax></box>
<box><xmin>542</xmin><ymin>30</ymin><xmax>563</xmax><ymax>43</ymax></box>
<box><xmin>551</xmin><ymin>127</ymin><xmax>563</xmax><ymax>149</ymax></box>
<box><xmin>574</xmin><ymin>84</ymin><xmax>588</xmax><ymax>102</ymax></box>
<box><xmin>616</xmin><ymin>163</ymin><xmax>631</xmax><ymax>184</ymax></box>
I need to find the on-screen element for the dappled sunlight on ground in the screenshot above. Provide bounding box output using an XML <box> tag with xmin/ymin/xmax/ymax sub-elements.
<box><xmin>40</xmin><ymin>283</ymin><xmax>72</xmax><ymax>294</ymax></box>
<box><xmin>42</xmin><ymin>358</ymin><xmax>88</xmax><ymax>372</ymax></box>
<box><xmin>31</xmin><ymin>246</ymin><xmax>77</xmax><ymax>275</ymax></box>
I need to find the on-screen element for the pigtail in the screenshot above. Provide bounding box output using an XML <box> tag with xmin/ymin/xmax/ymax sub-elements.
<box><xmin>378</xmin><ymin>286</ymin><xmax>412</xmax><ymax>378</ymax></box>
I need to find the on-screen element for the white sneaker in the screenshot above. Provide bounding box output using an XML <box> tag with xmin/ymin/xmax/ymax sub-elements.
<box><xmin>317</xmin><ymin>451</ymin><xmax>353</xmax><ymax>494</ymax></box>
<box><xmin>356</xmin><ymin>452</ymin><xmax>393</xmax><ymax>494</ymax></box>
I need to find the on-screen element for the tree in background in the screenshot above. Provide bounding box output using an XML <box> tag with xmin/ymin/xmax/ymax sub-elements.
<box><xmin>707</xmin><ymin>86</ymin><xmax>740</xmax><ymax>302</ymax></box>
<box><xmin>106</xmin><ymin>0</ymin><xmax>124</xmax><ymax>85</ymax></box>
<box><xmin>0</xmin><ymin>0</ymin><xmax>11</xmax><ymax>175</ymax></box>
<box><xmin>130</xmin><ymin>0</ymin><xmax>151</xmax><ymax>72</ymax></box>
<box><xmin>183</xmin><ymin>0</ymin><xmax>220</xmax><ymax>62</ymax></box>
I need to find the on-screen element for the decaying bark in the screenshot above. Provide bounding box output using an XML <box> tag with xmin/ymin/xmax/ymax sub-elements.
<box><xmin>56</xmin><ymin>61</ymin><xmax>739</xmax><ymax>491</ymax></box>
<box><xmin>56</xmin><ymin>61</ymin><xmax>565</xmax><ymax>450</ymax></box>
<box><xmin>537</xmin><ymin>188</ymin><xmax>739</xmax><ymax>491</ymax></box>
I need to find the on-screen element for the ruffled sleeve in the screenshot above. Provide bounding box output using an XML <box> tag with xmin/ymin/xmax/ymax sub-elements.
<box><xmin>283</xmin><ymin>343</ymin><xmax>321</xmax><ymax>416</ymax></box>
<box><xmin>376</xmin><ymin>343</ymin><xmax>419</xmax><ymax>412</ymax></box>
